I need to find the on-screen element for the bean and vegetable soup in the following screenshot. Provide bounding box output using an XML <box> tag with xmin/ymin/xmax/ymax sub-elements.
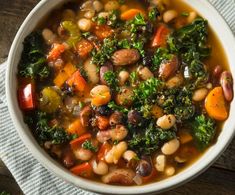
<box><xmin>17</xmin><ymin>0</ymin><xmax>233</xmax><ymax>185</ymax></box>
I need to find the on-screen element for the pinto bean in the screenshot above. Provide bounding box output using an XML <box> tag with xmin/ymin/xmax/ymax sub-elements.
<box><xmin>115</xmin><ymin>87</ymin><xmax>134</xmax><ymax>106</ymax></box>
<box><xmin>100</xmin><ymin>65</ymin><xmax>113</xmax><ymax>84</ymax></box>
<box><xmin>166</xmin><ymin>74</ymin><xmax>183</xmax><ymax>89</ymax></box>
<box><xmin>110</xmin><ymin>125</ymin><xmax>128</xmax><ymax>141</ymax></box>
<box><xmin>159</xmin><ymin>56</ymin><xmax>179</xmax><ymax>80</ymax></box>
<box><xmin>62</xmin><ymin>149</ymin><xmax>75</xmax><ymax>168</ymax></box>
<box><xmin>128</xmin><ymin>110</ymin><xmax>143</xmax><ymax>126</ymax></box>
<box><xmin>80</xmin><ymin>105</ymin><xmax>92</xmax><ymax>127</ymax></box>
<box><xmin>137</xmin><ymin>66</ymin><xmax>154</xmax><ymax>81</ymax></box>
<box><xmin>136</xmin><ymin>160</ymin><xmax>152</xmax><ymax>177</ymax></box>
<box><xmin>102</xmin><ymin>168</ymin><xmax>135</xmax><ymax>185</ymax></box>
<box><xmin>112</xmin><ymin>49</ymin><xmax>140</xmax><ymax>66</ymax></box>
<box><xmin>220</xmin><ymin>71</ymin><xmax>233</xmax><ymax>102</ymax></box>
<box><xmin>212</xmin><ymin>65</ymin><xmax>223</xmax><ymax>84</ymax></box>
<box><xmin>109</xmin><ymin>111</ymin><xmax>124</xmax><ymax>126</ymax></box>
<box><xmin>96</xmin><ymin>130</ymin><xmax>111</xmax><ymax>143</ymax></box>
<box><xmin>161</xmin><ymin>138</ymin><xmax>180</xmax><ymax>155</ymax></box>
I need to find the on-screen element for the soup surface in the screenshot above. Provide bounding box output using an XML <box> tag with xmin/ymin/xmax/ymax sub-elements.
<box><xmin>17</xmin><ymin>0</ymin><xmax>233</xmax><ymax>185</ymax></box>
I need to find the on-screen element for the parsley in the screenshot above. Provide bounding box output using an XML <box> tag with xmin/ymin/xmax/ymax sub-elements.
<box><xmin>148</xmin><ymin>7</ymin><xmax>160</xmax><ymax>21</ymax></box>
<box><xmin>108</xmin><ymin>101</ymin><xmax>128</xmax><ymax>114</ymax></box>
<box><xmin>97</xmin><ymin>16</ymin><xmax>106</xmax><ymax>25</ymax></box>
<box><xmin>118</xmin><ymin>39</ymin><xmax>131</xmax><ymax>49</ymax></box>
<box><xmin>181</xmin><ymin>12</ymin><xmax>189</xmax><ymax>17</ymax></box>
<box><xmin>152</xmin><ymin>48</ymin><xmax>173</xmax><ymax>70</ymax></box>
<box><xmin>103</xmin><ymin>71</ymin><xmax>119</xmax><ymax>92</ymax></box>
<box><xmin>82</xmin><ymin>32</ymin><xmax>91</xmax><ymax>38</ymax></box>
<box><xmin>82</xmin><ymin>140</ymin><xmax>98</xmax><ymax>152</ymax></box>
<box><xmin>130</xmin><ymin>71</ymin><xmax>138</xmax><ymax>85</ymax></box>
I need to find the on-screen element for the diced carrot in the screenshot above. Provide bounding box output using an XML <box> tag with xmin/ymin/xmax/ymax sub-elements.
<box><xmin>178</xmin><ymin>131</ymin><xmax>193</xmax><ymax>144</ymax></box>
<box><xmin>53</xmin><ymin>63</ymin><xmax>76</xmax><ymax>87</ymax></box>
<box><xmin>120</xmin><ymin>9</ymin><xmax>145</xmax><ymax>20</ymax></box>
<box><xmin>93</xmin><ymin>25</ymin><xmax>113</xmax><ymax>40</ymax></box>
<box><xmin>67</xmin><ymin>119</ymin><xmax>86</xmax><ymax>135</ymax></box>
<box><xmin>152</xmin><ymin>24</ymin><xmax>171</xmax><ymax>47</ymax></box>
<box><xmin>205</xmin><ymin>87</ymin><xmax>228</xmax><ymax>121</ymax></box>
<box><xmin>70</xmin><ymin>133</ymin><xmax>91</xmax><ymax>149</ymax></box>
<box><xmin>70</xmin><ymin>162</ymin><xmax>93</xmax><ymax>178</ymax></box>
<box><xmin>96</xmin><ymin>116</ymin><xmax>109</xmax><ymax>130</ymax></box>
<box><xmin>66</xmin><ymin>70</ymin><xmax>87</xmax><ymax>92</ymax></box>
<box><xmin>97</xmin><ymin>142</ymin><xmax>112</xmax><ymax>161</ymax></box>
<box><xmin>47</xmin><ymin>43</ymin><xmax>65</xmax><ymax>61</ymax></box>
<box><xmin>18</xmin><ymin>82</ymin><xmax>36</xmax><ymax>110</ymax></box>
<box><xmin>76</xmin><ymin>39</ymin><xmax>94</xmax><ymax>58</ymax></box>
<box><xmin>142</xmin><ymin>168</ymin><xmax>157</xmax><ymax>183</ymax></box>
<box><xmin>91</xmin><ymin>92</ymin><xmax>111</xmax><ymax>107</ymax></box>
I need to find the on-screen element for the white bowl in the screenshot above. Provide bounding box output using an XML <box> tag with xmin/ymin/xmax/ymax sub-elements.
<box><xmin>5</xmin><ymin>0</ymin><xmax>235</xmax><ymax>194</ymax></box>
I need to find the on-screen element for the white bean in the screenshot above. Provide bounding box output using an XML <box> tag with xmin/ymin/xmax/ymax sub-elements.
<box><xmin>77</xmin><ymin>18</ymin><xmax>92</xmax><ymax>32</ymax></box>
<box><xmin>192</xmin><ymin>88</ymin><xmax>208</xmax><ymax>102</ymax></box>
<box><xmin>73</xmin><ymin>148</ymin><xmax>93</xmax><ymax>161</ymax></box>
<box><xmin>155</xmin><ymin>154</ymin><xmax>166</xmax><ymax>172</ymax></box>
<box><xmin>96</xmin><ymin>131</ymin><xmax>111</xmax><ymax>143</ymax></box>
<box><xmin>84</xmin><ymin>10</ymin><xmax>95</xmax><ymax>19</ymax></box>
<box><xmin>166</xmin><ymin>74</ymin><xmax>183</xmax><ymax>89</ymax></box>
<box><xmin>84</xmin><ymin>58</ymin><xmax>99</xmax><ymax>84</ymax></box>
<box><xmin>98</xmin><ymin>12</ymin><xmax>110</xmax><ymax>19</ymax></box>
<box><xmin>206</xmin><ymin>83</ymin><xmax>213</xmax><ymax>89</ymax></box>
<box><xmin>123</xmin><ymin>150</ymin><xmax>137</xmax><ymax>162</ymax></box>
<box><xmin>163</xmin><ymin>10</ymin><xmax>178</xmax><ymax>23</ymax></box>
<box><xmin>104</xmin><ymin>0</ymin><xmax>120</xmax><ymax>11</ymax></box>
<box><xmin>165</xmin><ymin>166</ymin><xmax>175</xmax><ymax>176</ymax></box>
<box><xmin>174</xmin><ymin>156</ymin><xmax>187</xmax><ymax>163</ymax></box>
<box><xmin>137</xmin><ymin>66</ymin><xmax>154</xmax><ymax>81</ymax></box>
<box><xmin>81</xmin><ymin>0</ymin><xmax>93</xmax><ymax>11</ymax></box>
<box><xmin>93</xmin><ymin>0</ymin><xmax>104</xmax><ymax>12</ymax></box>
<box><xmin>157</xmin><ymin>114</ymin><xmax>176</xmax><ymax>129</ymax></box>
<box><xmin>161</xmin><ymin>138</ymin><xmax>180</xmax><ymax>155</ymax></box>
<box><xmin>110</xmin><ymin>125</ymin><xmax>128</xmax><ymax>141</ymax></box>
<box><xmin>187</xmin><ymin>11</ymin><xmax>197</xmax><ymax>24</ymax></box>
<box><xmin>42</xmin><ymin>28</ymin><xmax>57</xmax><ymax>45</ymax></box>
<box><xmin>118</xmin><ymin>70</ymin><xmax>129</xmax><ymax>86</ymax></box>
<box><xmin>105</xmin><ymin>141</ymin><xmax>127</xmax><ymax>164</ymax></box>
<box><xmin>91</xmin><ymin>160</ymin><xmax>109</xmax><ymax>175</ymax></box>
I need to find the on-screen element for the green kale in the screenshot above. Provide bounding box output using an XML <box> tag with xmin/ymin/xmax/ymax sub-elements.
<box><xmin>108</xmin><ymin>101</ymin><xmax>128</xmax><ymax>114</ymax></box>
<box><xmin>134</xmin><ymin>77</ymin><xmax>163</xmax><ymax>104</ymax></box>
<box><xmin>108</xmin><ymin>10</ymin><xmax>123</xmax><ymax>27</ymax></box>
<box><xmin>128</xmin><ymin>122</ymin><xmax>176</xmax><ymax>155</ymax></box>
<box><xmin>103</xmin><ymin>71</ymin><xmax>119</xmax><ymax>91</ymax></box>
<box><xmin>82</xmin><ymin>140</ymin><xmax>98</xmax><ymax>152</ymax></box>
<box><xmin>192</xmin><ymin>114</ymin><xmax>216</xmax><ymax>149</ymax></box>
<box><xmin>19</xmin><ymin>32</ymin><xmax>49</xmax><ymax>79</ymax></box>
<box><xmin>152</xmin><ymin>47</ymin><xmax>173</xmax><ymax>70</ymax></box>
<box><xmin>148</xmin><ymin>7</ymin><xmax>160</xmax><ymax>21</ymax></box>
<box><xmin>118</xmin><ymin>39</ymin><xmax>131</xmax><ymax>49</ymax></box>
<box><xmin>96</xmin><ymin>16</ymin><xmax>106</xmax><ymax>25</ymax></box>
<box><xmin>181</xmin><ymin>12</ymin><xmax>189</xmax><ymax>17</ymax></box>
<box><xmin>129</xmin><ymin>71</ymin><xmax>138</xmax><ymax>85</ymax></box>
<box><xmin>25</xmin><ymin>111</ymin><xmax>71</xmax><ymax>145</ymax></box>
<box><xmin>91</xmin><ymin>38</ymin><xmax>118</xmax><ymax>65</ymax></box>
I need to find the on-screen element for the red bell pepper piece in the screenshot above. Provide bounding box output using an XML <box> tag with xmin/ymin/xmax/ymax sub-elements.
<box><xmin>152</xmin><ymin>24</ymin><xmax>170</xmax><ymax>47</ymax></box>
<box><xmin>18</xmin><ymin>82</ymin><xmax>36</xmax><ymax>110</ymax></box>
<box><xmin>70</xmin><ymin>162</ymin><xmax>93</xmax><ymax>178</ymax></box>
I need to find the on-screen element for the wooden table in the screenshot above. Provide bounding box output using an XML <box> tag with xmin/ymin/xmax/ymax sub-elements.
<box><xmin>0</xmin><ymin>0</ymin><xmax>235</xmax><ymax>194</ymax></box>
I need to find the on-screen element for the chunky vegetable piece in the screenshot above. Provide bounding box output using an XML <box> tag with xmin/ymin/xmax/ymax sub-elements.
<box><xmin>17</xmin><ymin>0</ymin><xmax>233</xmax><ymax>186</ymax></box>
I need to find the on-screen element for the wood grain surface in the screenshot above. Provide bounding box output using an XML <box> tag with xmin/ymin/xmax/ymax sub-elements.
<box><xmin>0</xmin><ymin>0</ymin><xmax>235</xmax><ymax>194</ymax></box>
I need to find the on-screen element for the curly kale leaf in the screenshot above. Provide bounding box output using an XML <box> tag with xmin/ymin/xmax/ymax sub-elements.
<box><xmin>152</xmin><ymin>47</ymin><xmax>173</xmax><ymax>71</ymax></box>
<box><xmin>128</xmin><ymin>122</ymin><xmax>176</xmax><ymax>155</ymax></box>
<box><xmin>25</xmin><ymin>111</ymin><xmax>71</xmax><ymax>144</ymax></box>
<box><xmin>19</xmin><ymin>32</ymin><xmax>49</xmax><ymax>79</ymax></box>
<box><xmin>192</xmin><ymin>114</ymin><xmax>216</xmax><ymax>149</ymax></box>
<box><xmin>103</xmin><ymin>71</ymin><xmax>119</xmax><ymax>92</ymax></box>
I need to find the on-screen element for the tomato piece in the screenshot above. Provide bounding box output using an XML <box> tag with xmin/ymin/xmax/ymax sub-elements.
<box><xmin>18</xmin><ymin>82</ymin><xmax>36</xmax><ymax>110</ymax></box>
<box><xmin>97</xmin><ymin>142</ymin><xmax>112</xmax><ymax>161</ymax></box>
<box><xmin>70</xmin><ymin>162</ymin><xmax>93</xmax><ymax>178</ymax></box>
<box><xmin>67</xmin><ymin>70</ymin><xmax>87</xmax><ymax>92</ymax></box>
<box><xmin>70</xmin><ymin>133</ymin><xmax>91</xmax><ymax>149</ymax></box>
<box><xmin>142</xmin><ymin>168</ymin><xmax>157</xmax><ymax>183</ymax></box>
<box><xmin>152</xmin><ymin>24</ymin><xmax>170</xmax><ymax>47</ymax></box>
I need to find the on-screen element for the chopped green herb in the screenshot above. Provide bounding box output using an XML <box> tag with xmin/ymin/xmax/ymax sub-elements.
<box><xmin>108</xmin><ymin>101</ymin><xmax>129</xmax><ymax>114</ymax></box>
<box><xmin>181</xmin><ymin>12</ymin><xmax>189</xmax><ymax>17</ymax></box>
<box><xmin>103</xmin><ymin>71</ymin><xmax>120</xmax><ymax>92</ymax></box>
<box><xmin>82</xmin><ymin>140</ymin><xmax>98</xmax><ymax>152</ymax></box>
<box><xmin>148</xmin><ymin>7</ymin><xmax>160</xmax><ymax>21</ymax></box>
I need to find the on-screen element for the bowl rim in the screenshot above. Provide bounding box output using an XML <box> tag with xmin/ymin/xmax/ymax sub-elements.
<box><xmin>5</xmin><ymin>0</ymin><xmax>235</xmax><ymax>194</ymax></box>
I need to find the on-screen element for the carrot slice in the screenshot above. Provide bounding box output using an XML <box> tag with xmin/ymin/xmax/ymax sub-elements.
<box><xmin>67</xmin><ymin>119</ymin><xmax>86</xmax><ymax>135</ymax></box>
<box><xmin>70</xmin><ymin>133</ymin><xmax>91</xmax><ymax>149</ymax></box>
<box><xmin>152</xmin><ymin>24</ymin><xmax>170</xmax><ymax>47</ymax></box>
<box><xmin>120</xmin><ymin>9</ymin><xmax>145</xmax><ymax>20</ymax></box>
<box><xmin>47</xmin><ymin>43</ymin><xmax>65</xmax><ymax>61</ymax></box>
<box><xmin>67</xmin><ymin>70</ymin><xmax>87</xmax><ymax>92</ymax></box>
<box><xmin>97</xmin><ymin>142</ymin><xmax>112</xmax><ymax>161</ymax></box>
<box><xmin>76</xmin><ymin>39</ymin><xmax>94</xmax><ymax>58</ymax></box>
<box><xmin>70</xmin><ymin>162</ymin><xmax>93</xmax><ymax>178</ymax></box>
<box><xmin>93</xmin><ymin>25</ymin><xmax>113</xmax><ymax>40</ymax></box>
<box><xmin>205</xmin><ymin>87</ymin><xmax>228</xmax><ymax>121</ymax></box>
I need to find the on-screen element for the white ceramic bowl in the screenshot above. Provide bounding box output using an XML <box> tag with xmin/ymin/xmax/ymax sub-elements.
<box><xmin>5</xmin><ymin>0</ymin><xmax>235</xmax><ymax>194</ymax></box>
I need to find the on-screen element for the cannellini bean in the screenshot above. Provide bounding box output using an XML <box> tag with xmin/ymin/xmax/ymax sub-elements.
<box><xmin>192</xmin><ymin>88</ymin><xmax>208</xmax><ymax>101</ymax></box>
<box><xmin>78</xmin><ymin>18</ymin><xmax>92</xmax><ymax>31</ymax></box>
<box><xmin>81</xmin><ymin>0</ymin><xmax>93</xmax><ymax>11</ymax></box>
<box><xmin>137</xmin><ymin>66</ymin><xmax>154</xmax><ymax>80</ymax></box>
<box><xmin>96</xmin><ymin>131</ymin><xmax>111</xmax><ymax>143</ymax></box>
<box><xmin>161</xmin><ymin>138</ymin><xmax>180</xmax><ymax>155</ymax></box>
<box><xmin>123</xmin><ymin>150</ymin><xmax>137</xmax><ymax>162</ymax></box>
<box><xmin>93</xmin><ymin>0</ymin><xmax>103</xmax><ymax>12</ymax></box>
<box><xmin>155</xmin><ymin>154</ymin><xmax>166</xmax><ymax>172</ymax></box>
<box><xmin>157</xmin><ymin>114</ymin><xmax>176</xmax><ymax>129</ymax></box>
<box><xmin>104</xmin><ymin>0</ymin><xmax>120</xmax><ymax>11</ymax></box>
<box><xmin>163</xmin><ymin>10</ymin><xmax>178</xmax><ymax>23</ymax></box>
<box><xmin>84</xmin><ymin>10</ymin><xmax>95</xmax><ymax>19</ymax></box>
<box><xmin>84</xmin><ymin>58</ymin><xmax>99</xmax><ymax>84</ymax></box>
<box><xmin>110</xmin><ymin>125</ymin><xmax>128</xmax><ymax>141</ymax></box>
<box><xmin>187</xmin><ymin>11</ymin><xmax>197</xmax><ymax>24</ymax></box>
<box><xmin>118</xmin><ymin>70</ymin><xmax>130</xmax><ymax>86</ymax></box>
<box><xmin>73</xmin><ymin>147</ymin><xmax>93</xmax><ymax>161</ymax></box>
<box><xmin>206</xmin><ymin>83</ymin><xmax>213</xmax><ymax>89</ymax></box>
<box><xmin>91</xmin><ymin>160</ymin><xmax>109</xmax><ymax>175</ymax></box>
<box><xmin>42</xmin><ymin>28</ymin><xmax>57</xmax><ymax>45</ymax></box>
<box><xmin>98</xmin><ymin>12</ymin><xmax>110</xmax><ymax>19</ymax></box>
<box><xmin>166</xmin><ymin>74</ymin><xmax>183</xmax><ymax>89</ymax></box>
<box><xmin>220</xmin><ymin>71</ymin><xmax>233</xmax><ymax>102</ymax></box>
<box><xmin>105</xmin><ymin>141</ymin><xmax>127</xmax><ymax>164</ymax></box>
<box><xmin>165</xmin><ymin>166</ymin><xmax>175</xmax><ymax>176</ymax></box>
